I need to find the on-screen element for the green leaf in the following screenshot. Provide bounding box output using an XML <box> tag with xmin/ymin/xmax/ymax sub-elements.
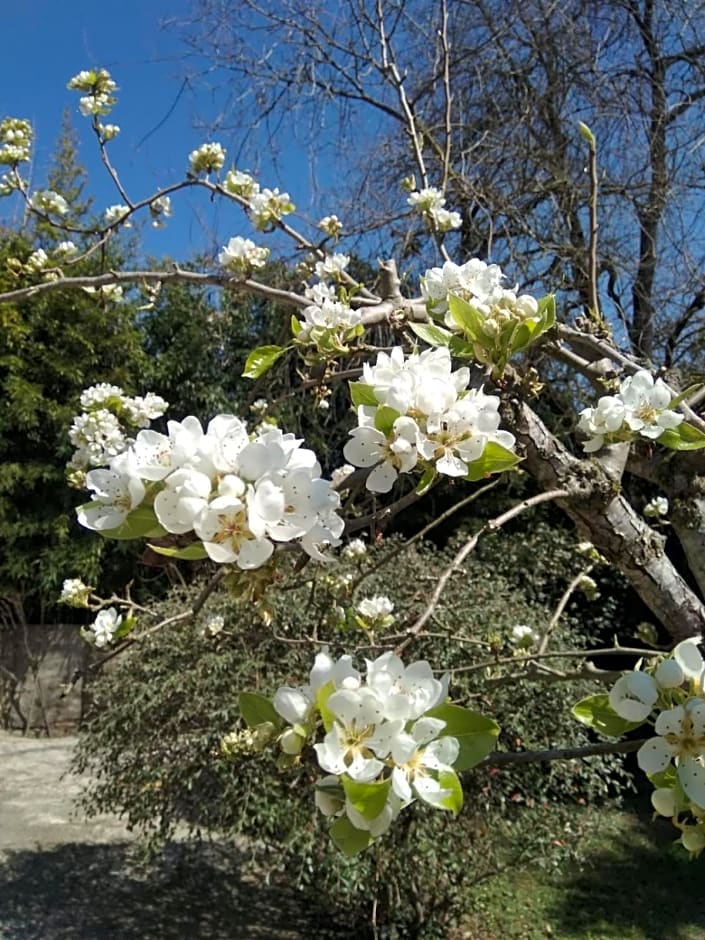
<box><xmin>508</xmin><ymin>320</ymin><xmax>535</xmax><ymax>354</ymax></box>
<box><xmin>448</xmin><ymin>294</ymin><xmax>484</xmax><ymax>340</ymax></box>
<box><xmin>315</xmin><ymin>680</ymin><xmax>336</xmax><ymax>731</ymax></box>
<box><xmin>572</xmin><ymin>693</ymin><xmax>645</xmax><ymax>738</ymax></box>
<box><xmin>95</xmin><ymin>505</ymin><xmax>168</xmax><ymax>541</ymax></box>
<box><xmin>374</xmin><ymin>405</ymin><xmax>400</xmax><ymax>436</ymax></box>
<box><xmin>290</xmin><ymin>314</ymin><xmax>303</xmax><ymax>336</ymax></box>
<box><xmin>147</xmin><ymin>541</ymin><xmax>209</xmax><ymax>560</ymax></box>
<box><xmin>649</xmin><ymin>765</ymin><xmax>678</xmax><ymax>790</ymax></box>
<box><xmin>668</xmin><ymin>383</ymin><xmax>702</xmax><ymax>409</ymax></box>
<box><xmin>436</xmin><ymin>768</ymin><xmax>464</xmax><ymax>814</ymax></box>
<box><xmin>537</xmin><ymin>294</ymin><xmax>556</xmax><ymax>330</ymax></box>
<box><xmin>466</xmin><ymin>441</ymin><xmax>522</xmax><ymax>481</ymax></box>
<box><xmin>448</xmin><ymin>335</ymin><xmax>477</xmax><ymax>358</ymax></box>
<box><xmin>349</xmin><ymin>381</ymin><xmax>378</xmax><ymax>408</ymax></box>
<box><xmin>657</xmin><ymin>421</ymin><xmax>705</xmax><ymax>451</ymax></box>
<box><xmin>238</xmin><ymin>691</ymin><xmax>281</xmax><ymax>729</ymax></box>
<box><xmin>341</xmin><ymin>776</ymin><xmax>391</xmax><ymax>822</ymax></box>
<box><xmin>409</xmin><ymin>321</ymin><xmax>453</xmax><ymax>347</ymax></box>
<box><xmin>243</xmin><ymin>344</ymin><xmax>285</xmax><ymax>379</ymax></box>
<box><xmin>329</xmin><ymin>816</ymin><xmax>372</xmax><ymax>856</ymax></box>
<box><xmin>427</xmin><ymin>703</ymin><xmax>500</xmax><ymax>771</ymax></box>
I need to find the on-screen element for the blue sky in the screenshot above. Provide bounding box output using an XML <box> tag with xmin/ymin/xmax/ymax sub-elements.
<box><xmin>0</xmin><ymin>1</ymin><xmax>325</xmax><ymax>260</ymax></box>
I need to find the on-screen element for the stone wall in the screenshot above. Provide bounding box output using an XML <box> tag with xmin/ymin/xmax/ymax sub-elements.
<box><xmin>0</xmin><ymin>624</ymin><xmax>88</xmax><ymax>733</ymax></box>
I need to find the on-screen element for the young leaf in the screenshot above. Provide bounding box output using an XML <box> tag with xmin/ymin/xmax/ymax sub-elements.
<box><xmin>243</xmin><ymin>344</ymin><xmax>285</xmax><ymax>379</ymax></box>
<box><xmin>448</xmin><ymin>294</ymin><xmax>484</xmax><ymax>340</ymax></box>
<box><xmin>436</xmin><ymin>768</ymin><xmax>464</xmax><ymax>814</ymax></box>
<box><xmin>147</xmin><ymin>541</ymin><xmax>209</xmax><ymax>560</ymax></box>
<box><xmin>329</xmin><ymin>816</ymin><xmax>372</xmax><ymax>857</ymax></box>
<box><xmin>349</xmin><ymin>381</ymin><xmax>378</xmax><ymax>408</ymax></box>
<box><xmin>374</xmin><ymin>405</ymin><xmax>400</xmax><ymax>436</ymax></box>
<box><xmin>572</xmin><ymin>693</ymin><xmax>645</xmax><ymax>738</ymax></box>
<box><xmin>465</xmin><ymin>442</ymin><xmax>522</xmax><ymax>481</ymax></box>
<box><xmin>239</xmin><ymin>691</ymin><xmax>281</xmax><ymax>729</ymax></box>
<box><xmin>96</xmin><ymin>505</ymin><xmax>168</xmax><ymax>541</ymax></box>
<box><xmin>657</xmin><ymin>422</ymin><xmax>705</xmax><ymax>451</ymax></box>
<box><xmin>290</xmin><ymin>314</ymin><xmax>303</xmax><ymax>336</ymax></box>
<box><xmin>341</xmin><ymin>776</ymin><xmax>391</xmax><ymax>822</ymax></box>
<box><xmin>426</xmin><ymin>703</ymin><xmax>501</xmax><ymax>770</ymax></box>
<box><xmin>416</xmin><ymin>466</ymin><xmax>437</xmax><ymax>496</ymax></box>
<box><xmin>409</xmin><ymin>321</ymin><xmax>453</xmax><ymax>347</ymax></box>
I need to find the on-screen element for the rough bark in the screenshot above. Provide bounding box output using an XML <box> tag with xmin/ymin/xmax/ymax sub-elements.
<box><xmin>506</xmin><ymin>398</ymin><xmax>705</xmax><ymax>641</ymax></box>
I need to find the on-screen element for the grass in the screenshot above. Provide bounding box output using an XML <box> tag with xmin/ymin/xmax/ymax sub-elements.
<box><xmin>458</xmin><ymin>806</ymin><xmax>705</xmax><ymax>940</ymax></box>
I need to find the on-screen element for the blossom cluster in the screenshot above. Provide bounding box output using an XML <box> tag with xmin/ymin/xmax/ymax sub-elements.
<box><xmin>608</xmin><ymin>638</ymin><xmax>705</xmax><ymax>854</ymax></box>
<box><xmin>77</xmin><ymin>411</ymin><xmax>345</xmax><ymax>569</ymax></box>
<box><xmin>421</xmin><ymin>258</ymin><xmax>539</xmax><ymax>329</ymax></box>
<box><xmin>222</xmin><ymin>167</ymin><xmax>295</xmax><ymax>229</ymax></box>
<box><xmin>344</xmin><ymin>345</ymin><xmax>516</xmax><ymax>492</ymax></box>
<box><xmin>217</xmin><ymin>235</ymin><xmax>270</xmax><ymax>276</ymax></box>
<box><xmin>67</xmin><ymin>69</ymin><xmax>118</xmax><ymax>117</ymax></box>
<box><xmin>29</xmin><ymin>189</ymin><xmax>69</xmax><ymax>217</ymax></box>
<box><xmin>0</xmin><ymin>117</ymin><xmax>33</xmax><ymax>165</ymax></box>
<box><xmin>577</xmin><ymin>370</ymin><xmax>683</xmax><ymax>453</ymax></box>
<box><xmin>272</xmin><ymin>651</ymin><xmax>460</xmax><ymax>838</ymax></box>
<box><xmin>68</xmin><ymin>384</ymin><xmax>168</xmax><ymax>471</ymax></box>
<box><xmin>407</xmin><ymin>187</ymin><xmax>462</xmax><ymax>232</ymax></box>
<box><xmin>188</xmin><ymin>142</ymin><xmax>226</xmax><ymax>175</ymax></box>
<box><xmin>81</xmin><ymin>607</ymin><xmax>123</xmax><ymax>648</ymax></box>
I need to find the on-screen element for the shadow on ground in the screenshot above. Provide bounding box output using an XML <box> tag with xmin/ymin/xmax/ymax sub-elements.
<box><xmin>0</xmin><ymin>840</ymin><xmax>340</xmax><ymax>940</ymax></box>
<box><xmin>547</xmin><ymin>812</ymin><xmax>705</xmax><ymax>939</ymax></box>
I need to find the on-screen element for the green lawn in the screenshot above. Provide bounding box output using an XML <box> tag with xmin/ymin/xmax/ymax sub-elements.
<box><xmin>459</xmin><ymin>808</ymin><xmax>705</xmax><ymax>939</ymax></box>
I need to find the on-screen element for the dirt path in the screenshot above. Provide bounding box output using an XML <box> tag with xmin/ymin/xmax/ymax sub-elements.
<box><xmin>0</xmin><ymin>732</ymin><xmax>336</xmax><ymax>939</ymax></box>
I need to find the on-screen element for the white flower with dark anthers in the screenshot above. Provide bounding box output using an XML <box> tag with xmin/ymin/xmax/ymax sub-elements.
<box><xmin>365</xmin><ymin>651</ymin><xmax>448</xmax><ymax>722</ymax></box>
<box><xmin>619</xmin><ymin>371</ymin><xmax>683</xmax><ymax>440</ymax></box>
<box><xmin>85</xmin><ymin>607</ymin><xmax>122</xmax><ymax>648</ymax></box>
<box><xmin>130</xmin><ymin>416</ymin><xmax>217</xmax><ymax>481</ymax></box>
<box><xmin>217</xmin><ymin>235</ymin><xmax>270</xmax><ymax>274</ymax></box>
<box><xmin>638</xmin><ymin>700</ymin><xmax>705</xmax><ymax>809</ymax></box>
<box><xmin>194</xmin><ymin>495</ymin><xmax>273</xmax><ymax>568</ymax></box>
<box><xmin>314</xmin><ymin>688</ymin><xmax>401</xmax><ymax>782</ymax></box>
<box><xmin>608</xmin><ymin>671</ymin><xmax>659</xmax><ymax>722</ymax></box>
<box><xmin>389</xmin><ymin>717</ymin><xmax>460</xmax><ymax>807</ymax></box>
<box><xmin>154</xmin><ymin>467</ymin><xmax>212</xmax><ymax>534</ymax></box>
<box><xmin>77</xmin><ymin>452</ymin><xmax>146</xmax><ymax>532</ymax></box>
<box><xmin>344</xmin><ymin>417</ymin><xmax>419</xmax><ymax>493</ymax></box>
<box><xmin>418</xmin><ymin>389</ymin><xmax>515</xmax><ymax>477</ymax></box>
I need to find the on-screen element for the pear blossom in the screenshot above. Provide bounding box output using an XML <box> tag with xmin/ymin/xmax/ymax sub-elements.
<box><xmin>512</xmin><ymin>624</ymin><xmax>539</xmax><ymax>648</ymax></box>
<box><xmin>194</xmin><ymin>495</ymin><xmax>273</xmax><ymax>568</ymax></box>
<box><xmin>365</xmin><ymin>652</ymin><xmax>448</xmax><ymax>721</ymax></box>
<box><xmin>356</xmin><ymin>596</ymin><xmax>394</xmax><ymax>619</ymax></box>
<box><xmin>608</xmin><ymin>671</ymin><xmax>659</xmax><ymax>722</ymax></box>
<box><xmin>149</xmin><ymin>195</ymin><xmax>172</xmax><ymax>227</ymax></box>
<box><xmin>83</xmin><ymin>607</ymin><xmax>122</xmax><ymax>648</ymax></box>
<box><xmin>314</xmin><ymin>253</ymin><xmax>350</xmax><ymax>280</ymax></box>
<box><xmin>59</xmin><ymin>578</ymin><xmax>92</xmax><ymax>608</ymax></box>
<box><xmin>29</xmin><ymin>189</ymin><xmax>69</xmax><ymax>216</ymax></box>
<box><xmin>314</xmin><ymin>688</ymin><xmax>397</xmax><ymax>782</ymax></box>
<box><xmin>390</xmin><ymin>717</ymin><xmax>460</xmax><ymax>807</ymax></box>
<box><xmin>188</xmin><ymin>142</ymin><xmax>226</xmax><ymax>174</ymax></box>
<box><xmin>297</xmin><ymin>297</ymin><xmax>361</xmax><ymax>337</ymax></box>
<box><xmin>218</xmin><ymin>235</ymin><xmax>269</xmax><ymax>274</ymax></box>
<box><xmin>318</xmin><ymin>214</ymin><xmax>343</xmax><ymax>238</ymax></box>
<box><xmin>104</xmin><ymin>204</ymin><xmax>131</xmax><ymax>227</ymax></box>
<box><xmin>0</xmin><ymin>117</ymin><xmax>32</xmax><ymax>164</ymax></box>
<box><xmin>638</xmin><ymin>701</ymin><xmax>705</xmax><ymax>808</ymax></box>
<box><xmin>69</xmin><ymin>409</ymin><xmax>128</xmax><ymax>466</ymax></box>
<box><xmin>224</xmin><ymin>168</ymin><xmax>260</xmax><ymax>198</ymax></box>
<box><xmin>248</xmin><ymin>187</ymin><xmax>294</xmax><ymax>229</ymax></box>
<box><xmin>644</xmin><ymin>496</ymin><xmax>669</xmax><ymax>519</ymax></box>
<box><xmin>77</xmin><ymin>453</ymin><xmax>146</xmax><ymax>531</ymax></box>
<box><xmin>342</xmin><ymin>538</ymin><xmax>367</xmax><ymax>559</ymax></box>
<box><xmin>344</xmin><ymin>417</ymin><xmax>419</xmax><ymax>493</ymax></box>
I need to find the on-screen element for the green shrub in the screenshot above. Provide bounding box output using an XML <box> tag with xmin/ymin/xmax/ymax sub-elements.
<box><xmin>75</xmin><ymin>520</ymin><xmax>632</xmax><ymax>938</ymax></box>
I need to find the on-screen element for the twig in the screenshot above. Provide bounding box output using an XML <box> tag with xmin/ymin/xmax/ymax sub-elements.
<box><xmin>398</xmin><ymin>488</ymin><xmax>569</xmax><ymax>651</ymax></box>
<box><xmin>478</xmin><ymin>738</ymin><xmax>645</xmax><ymax>769</ymax></box>
<box><xmin>537</xmin><ymin>569</ymin><xmax>590</xmax><ymax>655</ymax></box>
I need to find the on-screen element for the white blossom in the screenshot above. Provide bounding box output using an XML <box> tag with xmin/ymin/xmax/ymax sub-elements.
<box><xmin>83</xmin><ymin>607</ymin><xmax>122</xmax><ymax>648</ymax></box>
<box><xmin>644</xmin><ymin>496</ymin><xmax>669</xmax><ymax>519</ymax></box>
<box><xmin>59</xmin><ymin>578</ymin><xmax>92</xmax><ymax>607</ymax></box>
<box><xmin>356</xmin><ymin>596</ymin><xmax>394</xmax><ymax>619</ymax></box>
<box><xmin>188</xmin><ymin>142</ymin><xmax>226</xmax><ymax>174</ymax></box>
<box><xmin>104</xmin><ymin>204</ymin><xmax>131</xmax><ymax>227</ymax></box>
<box><xmin>30</xmin><ymin>189</ymin><xmax>69</xmax><ymax>216</ymax></box>
<box><xmin>218</xmin><ymin>235</ymin><xmax>269</xmax><ymax>274</ymax></box>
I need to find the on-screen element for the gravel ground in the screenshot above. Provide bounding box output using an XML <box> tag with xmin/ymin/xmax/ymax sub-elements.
<box><xmin>0</xmin><ymin>732</ymin><xmax>336</xmax><ymax>940</ymax></box>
